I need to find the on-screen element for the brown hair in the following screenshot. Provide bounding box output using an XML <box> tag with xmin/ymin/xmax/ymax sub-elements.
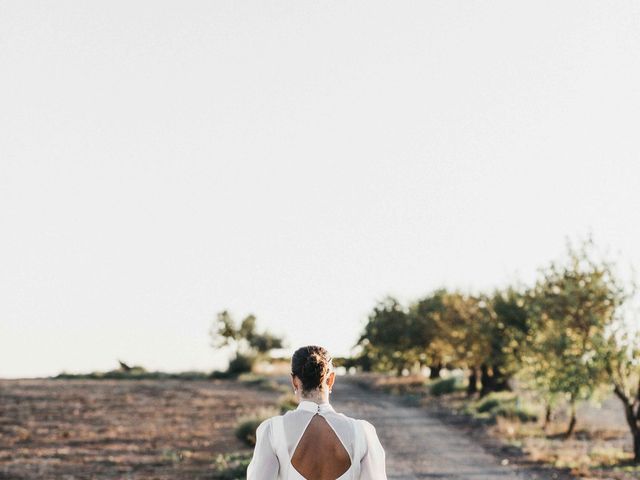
<box><xmin>291</xmin><ymin>345</ymin><xmax>332</xmax><ymax>393</ymax></box>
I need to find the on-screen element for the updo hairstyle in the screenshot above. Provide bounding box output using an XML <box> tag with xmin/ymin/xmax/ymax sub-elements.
<box><xmin>291</xmin><ymin>345</ymin><xmax>333</xmax><ymax>393</ymax></box>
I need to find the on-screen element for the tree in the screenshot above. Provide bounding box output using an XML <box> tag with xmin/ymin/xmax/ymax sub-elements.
<box><xmin>410</xmin><ymin>289</ymin><xmax>451</xmax><ymax>379</ymax></box>
<box><xmin>480</xmin><ymin>287</ymin><xmax>532</xmax><ymax>395</ymax></box>
<box><xmin>412</xmin><ymin>288</ymin><xmax>527</xmax><ymax>395</ymax></box>
<box><xmin>523</xmin><ymin>237</ymin><xmax>622</xmax><ymax>437</ymax></box>
<box><xmin>596</xmin><ymin>259</ymin><xmax>639</xmax><ymax>461</ymax></box>
<box><xmin>210</xmin><ymin>310</ymin><xmax>284</xmax><ymax>374</ymax></box>
<box><xmin>434</xmin><ymin>290</ymin><xmax>489</xmax><ymax>396</ymax></box>
<box><xmin>357</xmin><ymin>297</ymin><xmax>423</xmax><ymax>375</ymax></box>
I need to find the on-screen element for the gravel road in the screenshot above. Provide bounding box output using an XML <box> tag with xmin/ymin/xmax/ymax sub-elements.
<box><xmin>330</xmin><ymin>377</ymin><xmax>556</xmax><ymax>480</ymax></box>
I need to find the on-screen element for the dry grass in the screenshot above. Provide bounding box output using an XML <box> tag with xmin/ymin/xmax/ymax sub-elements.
<box><xmin>489</xmin><ymin>416</ymin><xmax>636</xmax><ymax>478</ymax></box>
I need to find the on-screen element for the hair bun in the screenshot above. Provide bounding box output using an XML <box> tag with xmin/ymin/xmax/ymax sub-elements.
<box><xmin>291</xmin><ymin>346</ymin><xmax>331</xmax><ymax>393</ymax></box>
<box><xmin>302</xmin><ymin>352</ymin><xmax>322</xmax><ymax>378</ymax></box>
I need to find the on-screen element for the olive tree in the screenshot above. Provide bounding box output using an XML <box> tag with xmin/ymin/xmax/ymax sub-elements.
<box><xmin>524</xmin><ymin>237</ymin><xmax>622</xmax><ymax>437</ymax></box>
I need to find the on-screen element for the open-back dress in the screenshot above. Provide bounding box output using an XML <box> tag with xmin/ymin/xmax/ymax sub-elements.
<box><xmin>247</xmin><ymin>400</ymin><xmax>386</xmax><ymax>479</ymax></box>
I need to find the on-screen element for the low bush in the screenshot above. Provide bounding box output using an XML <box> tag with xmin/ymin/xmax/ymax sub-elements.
<box><xmin>227</xmin><ymin>354</ymin><xmax>256</xmax><ymax>375</ymax></box>
<box><xmin>467</xmin><ymin>392</ymin><xmax>538</xmax><ymax>423</ymax></box>
<box><xmin>430</xmin><ymin>377</ymin><xmax>462</xmax><ymax>396</ymax></box>
<box><xmin>494</xmin><ymin>404</ymin><xmax>538</xmax><ymax>422</ymax></box>
<box><xmin>475</xmin><ymin>396</ymin><xmax>503</xmax><ymax>413</ymax></box>
<box><xmin>237</xmin><ymin>373</ymin><xmax>266</xmax><ymax>385</ymax></box>
<box><xmin>278</xmin><ymin>393</ymin><xmax>298</xmax><ymax>413</ymax></box>
<box><xmin>234</xmin><ymin>407</ymin><xmax>279</xmax><ymax>447</ymax></box>
<box><xmin>213</xmin><ymin>452</ymin><xmax>252</xmax><ymax>479</ymax></box>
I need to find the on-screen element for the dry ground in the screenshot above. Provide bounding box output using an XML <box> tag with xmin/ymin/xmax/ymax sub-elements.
<box><xmin>0</xmin><ymin>378</ymin><xmax>279</xmax><ymax>479</ymax></box>
<box><xmin>332</xmin><ymin>376</ymin><xmax>575</xmax><ymax>480</ymax></box>
<box><xmin>2</xmin><ymin>376</ymin><xmax>636</xmax><ymax>480</ymax></box>
<box><xmin>349</xmin><ymin>374</ymin><xmax>640</xmax><ymax>480</ymax></box>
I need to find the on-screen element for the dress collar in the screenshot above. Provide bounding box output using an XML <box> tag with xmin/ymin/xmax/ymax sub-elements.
<box><xmin>296</xmin><ymin>399</ymin><xmax>335</xmax><ymax>414</ymax></box>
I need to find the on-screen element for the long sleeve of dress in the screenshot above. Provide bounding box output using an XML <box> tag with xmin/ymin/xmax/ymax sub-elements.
<box><xmin>246</xmin><ymin>418</ymin><xmax>279</xmax><ymax>480</ymax></box>
<box><xmin>359</xmin><ymin>419</ymin><xmax>387</xmax><ymax>479</ymax></box>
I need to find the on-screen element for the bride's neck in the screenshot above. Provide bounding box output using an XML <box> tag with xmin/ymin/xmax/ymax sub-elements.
<box><xmin>301</xmin><ymin>389</ymin><xmax>329</xmax><ymax>404</ymax></box>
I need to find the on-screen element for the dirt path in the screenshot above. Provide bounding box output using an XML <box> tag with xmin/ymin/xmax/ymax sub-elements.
<box><xmin>330</xmin><ymin>377</ymin><xmax>553</xmax><ymax>480</ymax></box>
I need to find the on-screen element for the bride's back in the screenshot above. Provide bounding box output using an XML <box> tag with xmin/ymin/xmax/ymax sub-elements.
<box><xmin>282</xmin><ymin>401</ymin><xmax>356</xmax><ymax>480</ymax></box>
<box><xmin>246</xmin><ymin>345</ymin><xmax>386</xmax><ymax>479</ymax></box>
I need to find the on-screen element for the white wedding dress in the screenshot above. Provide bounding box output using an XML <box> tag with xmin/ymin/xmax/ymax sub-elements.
<box><xmin>247</xmin><ymin>400</ymin><xmax>387</xmax><ymax>479</ymax></box>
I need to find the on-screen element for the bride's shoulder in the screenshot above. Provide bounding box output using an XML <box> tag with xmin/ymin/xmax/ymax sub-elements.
<box><xmin>338</xmin><ymin>412</ymin><xmax>372</xmax><ymax>425</ymax></box>
<box><xmin>255</xmin><ymin>412</ymin><xmax>283</xmax><ymax>433</ymax></box>
<box><xmin>338</xmin><ymin>414</ymin><xmax>378</xmax><ymax>434</ymax></box>
<box><xmin>358</xmin><ymin>419</ymin><xmax>379</xmax><ymax>435</ymax></box>
<box><xmin>349</xmin><ymin>417</ymin><xmax>382</xmax><ymax>443</ymax></box>
<box><xmin>255</xmin><ymin>415</ymin><xmax>274</xmax><ymax>433</ymax></box>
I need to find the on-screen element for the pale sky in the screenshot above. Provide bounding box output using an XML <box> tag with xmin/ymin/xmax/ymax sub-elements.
<box><xmin>1</xmin><ymin>1</ymin><xmax>639</xmax><ymax>378</ymax></box>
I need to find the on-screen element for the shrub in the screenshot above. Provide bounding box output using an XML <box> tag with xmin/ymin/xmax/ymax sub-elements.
<box><xmin>213</xmin><ymin>452</ymin><xmax>252</xmax><ymax>479</ymax></box>
<box><xmin>278</xmin><ymin>393</ymin><xmax>298</xmax><ymax>414</ymax></box>
<box><xmin>237</xmin><ymin>373</ymin><xmax>266</xmax><ymax>385</ymax></box>
<box><xmin>476</xmin><ymin>397</ymin><xmax>502</xmax><ymax>413</ymax></box>
<box><xmin>234</xmin><ymin>418</ymin><xmax>262</xmax><ymax>447</ymax></box>
<box><xmin>227</xmin><ymin>354</ymin><xmax>255</xmax><ymax>375</ymax></box>
<box><xmin>467</xmin><ymin>392</ymin><xmax>538</xmax><ymax>423</ymax></box>
<box><xmin>169</xmin><ymin>371</ymin><xmax>209</xmax><ymax>380</ymax></box>
<box><xmin>494</xmin><ymin>405</ymin><xmax>538</xmax><ymax>422</ymax></box>
<box><xmin>430</xmin><ymin>377</ymin><xmax>460</xmax><ymax>396</ymax></box>
<box><xmin>209</xmin><ymin>370</ymin><xmax>234</xmax><ymax>379</ymax></box>
<box><xmin>234</xmin><ymin>407</ymin><xmax>279</xmax><ymax>447</ymax></box>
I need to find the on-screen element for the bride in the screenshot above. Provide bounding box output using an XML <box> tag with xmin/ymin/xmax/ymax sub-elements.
<box><xmin>247</xmin><ymin>345</ymin><xmax>387</xmax><ymax>479</ymax></box>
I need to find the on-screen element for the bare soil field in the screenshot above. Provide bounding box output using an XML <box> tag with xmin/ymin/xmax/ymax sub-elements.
<box><xmin>0</xmin><ymin>378</ymin><xmax>279</xmax><ymax>479</ymax></box>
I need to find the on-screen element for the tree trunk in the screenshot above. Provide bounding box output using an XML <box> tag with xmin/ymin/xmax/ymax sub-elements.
<box><xmin>544</xmin><ymin>403</ymin><xmax>553</xmax><ymax>428</ymax></box>
<box><xmin>480</xmin><ymin>364</ymin><xmax>492</xmax><ymax>397</ymax></box>
<box><xmin>360</xmin><ymin>355</ymin><xmax>372</xmax><ymax>372</ymax></box>
<box><xmin>429</xmin><ymin>362</ymin><xmax>442</xmax><ymax>379</ymax></box>
<box><xmin>612</xmin><ymin>386</ymin><xmax>640</xmax><ymax>463</ymax></box>
<box><xmin>565</xmin><ymin>399</ymin><xmax>577</xmax><ymax>438</ymax></box>
<box><xmin>467</xmin><ymin>367</ymin><xmax>478</xmax><ymax>396</ymax></box>
<box><xmin>491</xmin><ymin>365</ymin><xmax>511</xmax><ymax>392</ymax></box>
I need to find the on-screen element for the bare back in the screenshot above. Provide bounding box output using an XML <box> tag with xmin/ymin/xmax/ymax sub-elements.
<box><xmin>290</xmin><ymin>414</ymin><xmax>351</xmax><ymax>480</ymax></box>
